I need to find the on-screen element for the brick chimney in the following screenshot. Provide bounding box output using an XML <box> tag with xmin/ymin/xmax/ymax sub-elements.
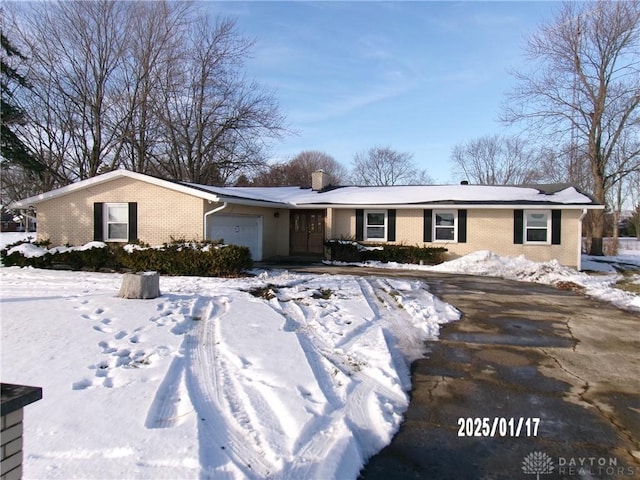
<box><xmin>311</xmin><ymin>170</ymin><xmax>331</xmax><ymax>191</ymax></box>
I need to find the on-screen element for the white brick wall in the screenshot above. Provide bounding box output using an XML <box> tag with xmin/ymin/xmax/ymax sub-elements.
<box><xmin>1</xmin><ymin>409</ymin><xmax>24</xmax><ymax>480</ymax></box>
<box><xmin>36</xmin><ymin>177</ymin><xmax>205</xmax><ymax>246</ymax></box>
<box><xmin>328</xmin><ymin>207</ymin><xmax>584</xmax><ymax>268</ymax></box>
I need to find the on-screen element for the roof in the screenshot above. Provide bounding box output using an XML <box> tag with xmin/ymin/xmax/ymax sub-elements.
<box><xmin>186</xmin><ymin>182</ymin><xmax>600</xmax><ymax>209</ymax></box>
<box><xmin>11</xmin><ymin>170</ymin><xmax>602</xmax><ymax>210</ymax></box>
<box><xmin>10</xmin><ymin>170</ymin><xmax>222</xmax><ymax>208</ymax></box>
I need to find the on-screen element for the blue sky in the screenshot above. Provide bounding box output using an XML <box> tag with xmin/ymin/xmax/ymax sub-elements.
<box><xmin>209</xmin><ymin>1</ymin><xmax>559</xmax><ymax>183</ymax></box>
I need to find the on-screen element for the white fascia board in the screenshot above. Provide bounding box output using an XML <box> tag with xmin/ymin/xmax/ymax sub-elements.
<box><xmin>292</xmin><ymin>203</ymin><xmax>604</xmax><ymax>210</ymax></box>
<box><xmin>9</xmin><ymin>170</ymin><xmax>221</xmax><ymax>208</ymax></box>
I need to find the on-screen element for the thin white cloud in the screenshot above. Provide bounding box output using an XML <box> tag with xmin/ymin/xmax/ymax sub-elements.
<box><xmin>289</xmin><ymin>76</ymin><xmax>416</xmax><ymax>125</ymax></box>
<box><xmin>357</xmin><ymin>34</ymin><xmax>393</xmax><ymax>60</ymax></box>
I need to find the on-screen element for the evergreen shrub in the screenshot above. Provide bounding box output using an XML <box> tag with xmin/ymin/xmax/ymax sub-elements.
<box><xmin>1</xmin><ymin>238</ymin><xmax>253</xmax><ymax>276</ymax></box>
<box><xmin>326</xmin><ymin>238</ymin><xmax>447</xmax><ymax>265</ymax></box>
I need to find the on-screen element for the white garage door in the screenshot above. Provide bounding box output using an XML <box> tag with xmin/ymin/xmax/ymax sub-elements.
<box><xmin>208</xmin><ymin>215</ymin><xmax>263</xmax><ymax>261</ymax></box>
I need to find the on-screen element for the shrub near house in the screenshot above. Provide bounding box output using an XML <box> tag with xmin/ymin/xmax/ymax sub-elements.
<box><xmin>1</xmin><ymin>239</ymin><xmax>252</xmax><ymax>277</ymax></box>
<box><xmin>325</xmin><ymin>239</ymin><xmax>447</xmax><ymax>264</ymax></box>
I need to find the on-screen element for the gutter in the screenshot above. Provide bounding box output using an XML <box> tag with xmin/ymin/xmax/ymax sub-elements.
<box><xmin>203</xmin><ymin>202</ymin><xmax>227</xmax><ymax>240</ymax></box>
<box><xmin>293</xmin><ymin>203</ymin><xmax>604</xmax><ymax>210</ymax></box>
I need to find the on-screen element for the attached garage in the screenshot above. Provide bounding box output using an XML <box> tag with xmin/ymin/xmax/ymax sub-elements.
<box><xmin>208</xmin><ymin>214</ymin><xmax>263</xmax><ymax>261</ymax></box>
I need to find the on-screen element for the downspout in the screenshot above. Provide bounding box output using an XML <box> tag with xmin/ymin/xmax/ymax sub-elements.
<box><xmin>578</xmin><ymin>208</ymin><xmax>587</xmax><ymax>270</ymax></box>
<box><xmin>203</xmin><ymin>202</ymin><xmax>227</xmax><ymax>241</ymax></box>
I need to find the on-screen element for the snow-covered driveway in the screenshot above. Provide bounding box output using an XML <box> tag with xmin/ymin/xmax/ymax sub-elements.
<box><xmin>1</xmin><ymin>267</ymin><xmax>459</xmax><ymax>479</ymax></box>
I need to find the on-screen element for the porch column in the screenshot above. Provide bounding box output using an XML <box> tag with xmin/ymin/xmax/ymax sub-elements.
<box><xmin>325</xmin><ymin>208</ymin><xmax>334</xmax><ymax>240</ymax></box>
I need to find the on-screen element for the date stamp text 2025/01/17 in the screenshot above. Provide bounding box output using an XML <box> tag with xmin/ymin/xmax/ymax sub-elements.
<box><xmin>457</xmin><ymin>417</ymin><xmax>541</xmax><ymax>438</ymax></box>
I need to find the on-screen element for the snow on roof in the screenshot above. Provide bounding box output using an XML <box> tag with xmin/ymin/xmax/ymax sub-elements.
<box><xmin>187</xmin><ymin>183</ymin><xmax>599</xmax><ymax>208</ymax></box>
<box><xmin>10</xmin><ymin>170</ymin><xmax>600</xmax><ymax>209</ymax></box>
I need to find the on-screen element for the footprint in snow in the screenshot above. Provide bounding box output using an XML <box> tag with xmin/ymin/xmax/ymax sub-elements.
<box><xmin>72</xmin><ymin>379</ymin><xmax>93</xmax><ymax>390</ymax></box>
<box><xmin>93</xmin><ymin>324</ymin><xmax>114</xmax><ymax>334</ymax></box>
<box><xmin>98</xmin><ymin>341</ymin><xmax>117</xmax><ymax>354</ymax></box>
<box><xmin>114</xmin><ymin>330</ymin><xmax>128</xmax><ymax>340</ymax></box>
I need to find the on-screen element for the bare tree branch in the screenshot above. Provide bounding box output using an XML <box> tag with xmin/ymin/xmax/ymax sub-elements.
<box><xmin>501</xmin><ymin>0</ymin><xmax>640</xmax><ymax>255</ymax></box>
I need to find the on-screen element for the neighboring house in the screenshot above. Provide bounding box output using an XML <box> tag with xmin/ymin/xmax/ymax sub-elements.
<box><xmin>1</xmin><ymin>213</ymin><xmax>21</xmax><ymax>232</ymax></box>
<box><xmin>10</xmin><ymin>169</ymin><xmax>602</xmax><ymax>269</ymax></box>
<box><xmin>1</xmin><ymin>212</ymin><xmax>35</xmax><ymax>232</ymax></box>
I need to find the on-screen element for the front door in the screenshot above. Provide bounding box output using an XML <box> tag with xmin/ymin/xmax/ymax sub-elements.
<box><xmin>290</xmin><ymin>210</ymin><xmax>325</xmax><ymax>255</ymax></box>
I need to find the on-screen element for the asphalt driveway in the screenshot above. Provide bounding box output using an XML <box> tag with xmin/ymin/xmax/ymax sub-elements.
<box><xmin>290</xmin><ymin>265</ymin><xmax>640</xmax><ymax>480</ymax></box>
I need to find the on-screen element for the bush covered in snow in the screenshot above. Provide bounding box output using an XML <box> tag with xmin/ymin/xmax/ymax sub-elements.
<box><xmin>1</xmin><ymin>238</ymin><xmax>253</xmax><ymax>276</ymax></box>
<box><xmin>325</xmin><ymin>238</ymin><xmax>447</xmax><ymax>265</ymax></box>
<box><xmin>117</xmin><ymin>240</ymin><xmax>252</xmax><ymax>276</ymax></box>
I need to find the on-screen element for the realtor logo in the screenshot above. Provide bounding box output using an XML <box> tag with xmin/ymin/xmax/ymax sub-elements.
<box><xmin>522</xmin><ymin>451</ymin><xmax>555</xmax><ymax>479</ymax></box>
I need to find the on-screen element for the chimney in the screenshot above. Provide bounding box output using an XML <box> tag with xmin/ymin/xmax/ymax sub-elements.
<box><xmin>311</xmin><ymin>170</ymin><xmax>331</xmax><ymax>191</ymax></box>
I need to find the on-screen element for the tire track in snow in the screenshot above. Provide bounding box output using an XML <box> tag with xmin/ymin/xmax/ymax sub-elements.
<box><xmin>183</xmin><ymin>297</ymin><xmax>277</xmax><ymax>479</ymax></box>
<box><xmin>145</xmin><ymin>355</ymin><xmax>192</xmax><ymax>429</ymax></box>
<box><xmin>146</xmin><ymin>295</ymin><xmax>277</xmax><ymax>478</ymax></box>
<box><xmin>145</xmin><ymin>295</ymin><xmax>213</xmax><ymax>428</ymax></box>
<box><xmin>355</xmin><ymin>277</ymin><xmax>383</xmax><ymax>319</ymax></box>
<box><xmin>275</xmin><ymin>278</ymin><xmax>410</xmax><ymax>479</ymax></box>
<box><xmin>145</xmin><ymin>276</ymin><xmax>436</xmax><ymax>479</ymax></box>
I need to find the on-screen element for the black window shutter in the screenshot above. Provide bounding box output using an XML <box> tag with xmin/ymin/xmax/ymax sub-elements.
<box><xmin>355</xmin><ymin>209</ymin><xmax>364</xmax><ymax>241</ymax></box>
<box><xmin>514</xmin><ymin>209</ymin><xmax>524</xmax><ymax>244</ymax></box>
<box><xmin>387</xmin><ymin>209</ymin><xmax>396</xmax><ymax>241</ymax></box>
<box><xmin>458</xmin><ymin>209</ymin><xmax>467</xmax><ymax>243</ymax></box>
<box><xmin>423</xmin><ymin>209</ymin><xmax>433</xmax><ymax>242</ymax></box>
<box><xmin>128</xmin><ymin>202</ymin><xmax>138</xmax><ymax>243</ymax></box>
<box><xmin>93</xmin><ymin>203</ymin><xmax>104</xmax><ymax>241</ymax></box>
<box><xmin>551</xmin><ymin>210</ymin><xmax>561</xmax><ymax>245</ymax></box>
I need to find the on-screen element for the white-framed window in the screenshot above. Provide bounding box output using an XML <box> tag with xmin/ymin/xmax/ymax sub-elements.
<box><xmin>364</xmin><ymin>210</ymin><xmax>387</xmax><ymax>241</ymax></box>
<box><xmin>104</xmin><ymin>203</ymin><xmax>129</xmax><ymax>242</ymax></box>
<box><xmin>524</xmin><ymin>210</ymin><xmax>551</xmax><ymax>244</ymax></box>
<box><xmin>433</xmin><ymin>210</ymin><xmax>457</xmax><ymax>242</ymax></box>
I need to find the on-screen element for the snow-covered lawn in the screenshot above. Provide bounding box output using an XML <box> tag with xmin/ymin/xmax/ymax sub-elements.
<box><xmin>2</xmin><ymin>233</ymin><xmax>639</xmax><ymax>479</ymax></box>
<box><xmin>1</xmin><ymin>266</ymin><xmax>458</xmax><ymax>479</ymax></box>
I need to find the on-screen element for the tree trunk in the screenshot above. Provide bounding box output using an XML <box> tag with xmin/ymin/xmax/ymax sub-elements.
<box><xmin>588</xmin><ymin>156</ymin><xmax>607</xmax><ymax>256</ymax></box>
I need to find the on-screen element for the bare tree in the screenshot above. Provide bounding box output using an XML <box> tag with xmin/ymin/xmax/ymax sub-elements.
<box><xmin>606</xmin><ymin>134</ymin><xmax>640</xmax><ymax>246</ymax></box>
<box><xmin>252</xmin><ymin>151</ymin><xmax>348</xmax><ymax>186</ymax></box>
<box><xmin>628</xmin><ymin>169</ymin><xmax>640</xmax><ymax>236</ymax></box>
<box><xmin>11</xmin><ymin>0</ymin><xmax>129</xmax><ymax>181</ymax></box>
<box><xmin>450</xmin><ymin>134</ymin><xmax>542</xmax><ymax>185</ymax></box>
<box><xmin>288</xmin><ymin>151</ymin><xmax>348</xmax><ymax>185</ymax></box>
<box><xmin>154</xmin><ymin>16</ymin><xmax>285</xmax><ymax>184</ymax></box>
<box><xmin>351</xmin><ymin>146</ymin><xmax>432</xmax><ymax>186</ymax></box>
<box><xmin>115</xmin><ymin>1</ymin><xmax>192</xmax><ymax>174</ymax></box>
<box><xmin>502</xmin><ymin>0</ymin><xmax>640</xmax><ymax>255</ymax></box>
<box><xmin>8</xmin><ymin>1</ymin><xmax>287</xmax><ymax>191</ymax></box>
<box><xmin>538</xmin><ymin>142</ymin><xmax>593</xmax><ymax>190</ymax></box>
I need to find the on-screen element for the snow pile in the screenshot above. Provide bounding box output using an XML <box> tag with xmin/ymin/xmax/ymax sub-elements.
<box><xmin>333</xmin><ymin>250</ymin><xmax>640</xmax><ymax>312</ymax></box>
<box><xmin>1</xmin><ymin>267</ymin><xmax>459</xmax><ymax>480</ymax></box>
<box><xmin>5</xmin><ymin>240</ymin><xmax>107</xmax><ymax>258</ymax></box>
<box><xmin>429</xmin><ymin>251</ymin><xmax>640</xmax><ymax>311</ymax></box>
<box><xmin>430</xmin><ymin>250</ymin><xmax>593</xmax><ymax>283</ymax></box>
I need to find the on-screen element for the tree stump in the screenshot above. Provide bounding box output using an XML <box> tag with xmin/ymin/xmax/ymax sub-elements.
<box><xmin>118</xmin><ymin>272</ymin><xmax>160</xmax><ymax>299</ymax></box>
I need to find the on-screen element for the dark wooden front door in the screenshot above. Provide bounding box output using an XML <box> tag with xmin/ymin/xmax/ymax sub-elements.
<box><xmin>290</xmin><ymin>210</ymin><xmax>325</xmax><ymax>255</ymax></box>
